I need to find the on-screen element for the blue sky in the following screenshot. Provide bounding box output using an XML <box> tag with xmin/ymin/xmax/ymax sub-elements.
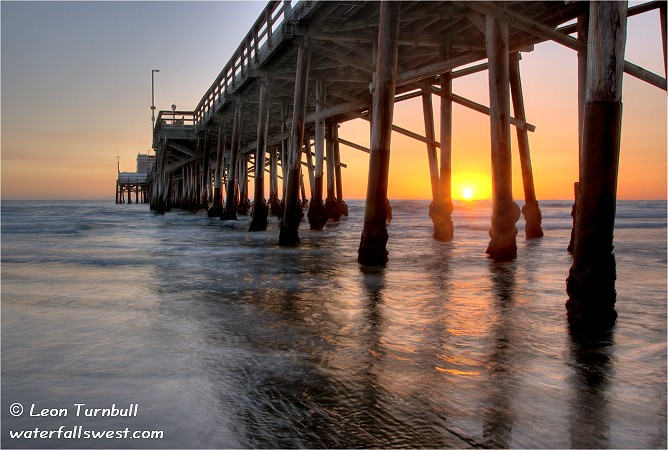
<box><xmin>2</xmin><ymin>1</ymin><xmax>266</xmax><ymax>198</ymax></box>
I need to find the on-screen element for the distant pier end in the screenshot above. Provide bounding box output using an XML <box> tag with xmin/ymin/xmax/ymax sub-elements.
<box><xmin>116</xmin><ymin>153</ymin><xmax>154</xmax><ymax>204</ymax></box>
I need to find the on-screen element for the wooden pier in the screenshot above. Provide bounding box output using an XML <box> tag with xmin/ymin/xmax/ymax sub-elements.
<box><xmin>148</xmin><ymin>0</ymin><xmax>666</xmax><ymax>332</ymax></box>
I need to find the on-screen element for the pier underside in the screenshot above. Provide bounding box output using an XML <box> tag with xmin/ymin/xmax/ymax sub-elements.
<box><xmin>148</xmin><ymin>0</ymin><xmax>666</xmax><ymax>333</ymax></box>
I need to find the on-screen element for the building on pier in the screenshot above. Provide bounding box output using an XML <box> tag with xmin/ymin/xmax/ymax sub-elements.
<box><xmin>116</xmin><ymin>153</ymin><xmax>155</xmax><ymax>204</ymax></box>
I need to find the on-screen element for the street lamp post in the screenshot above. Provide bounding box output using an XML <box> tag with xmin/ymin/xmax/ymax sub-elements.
<box><xmin>151</xmin><ymin>69</ymin><xmax>160</xmax><ymax>148</ymax></box>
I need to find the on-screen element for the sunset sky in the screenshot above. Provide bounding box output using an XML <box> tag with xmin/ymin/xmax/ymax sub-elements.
<box><xmin>2</xmin><ymin>1</ymin><xmax>666</xmax><ymax>201</ymax></box>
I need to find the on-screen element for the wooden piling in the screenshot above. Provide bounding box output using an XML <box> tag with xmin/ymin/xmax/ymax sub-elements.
<box><xmin>308</xmin><ymin>77</ymin><xmax>328</xmax><ymax>229</ymax></box>
<box><xmin>569</xmin><ymin>5</ymin><xmax>589</xmax><ymax>253</ymax></box>
<box><xmin>485</xmin><ymin>12</ymin><xmax>520</xmax><ymax>262</ymax></box>
<box><xmin>358</xmin><ymin>0</ymin><xmax>400</xmax><ymax>266</ymax></box>
<box><xmin>151</xmin><ymin>138</ymin><xmax>169</xmax><ymax>213</ymax></box>
<box><xmin>208</xmin><ymin>123</ymin><xmax>226</xmax><ymax>217</ymax></box>
<box><xmin>567</xmin><ymin>0</ymin><xmax>627</xmax><ymax>333</ymax></box>
<box><xmin>299</xmin><ymin>167</ymin><xmax>307</xmax><ymax>205</ymax></box>
<box><xmin>269</xmin><ymin>147</ymin><xmax>280</xmax><ymax>216</ymax></box>
<box><xmin>221</xmin><ymin>102</ymin><xmax>242</xmax><ymax>220</ymax></box>
<box><xmin>422</xmin><ymin>88</ymin><xmax>450</xmax><ymax>241</ymax></box>
<box><xmin>200</xmin><ymin>132</ymin><xmax>211</xmax><ymax>210</ymax></box>
<box><xmin>333</xmin><ymin>124</ymin><xmax>348</xmax><ymax>217</ymax></box>
<box><xmin>279</xmin><ymin>42</ymin><xmax>310</xmax><ymax>245</ymax></box>
<box><xmin>509</xmin><ymin>52</ymin><xmax>543</xmax><ymax>238</ymax></box>
<box><xmin>435</xmin><ymin>69</ymin><xmax>455</xmax><ymax>241</ymax></box>
<box><xmin>280</xmin><ymin>103</ymin><xmax>289</xmax><ymax>203</ymax></box>
<box><xmin>238</xmin><ymin>154</ymin><xmax>250</xmax><ymax>215</ymax></box>
<box><xmin>325</xmin><ymin>120</ymin><xmax>340</xmax><ymax>222</ymax></box>
<box><xmin>661</xmin><ymin>2</ymin><xmax>667</xmax><ymax>77</ymax></box>
<box><xmin>422</xmin><ymin>90</ymin><xmax>440</xmax><ymax>204</ymax></box>
<box><xmin>305</xmin><ymin>141</ymin><xmax>314</xmax><ymax>196</ymax></box>
<box><xmin>250</xmin><ymin>77</ymin><xmax>270</xmax><ymax>231</ymax></box>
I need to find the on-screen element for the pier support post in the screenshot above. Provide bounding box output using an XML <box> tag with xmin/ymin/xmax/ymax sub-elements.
<box><xmin>151</xmin><ymin>139</ymin><xmax>169</xmax><ymax>213</ymax></box>
<box><xmin>269</xmin><ymin>147</ymin><xmax>280</xmax><ymax>215</ymax></box>
<box><xmin>238</xmin><ymin>154</ymin><xmax>250</xmax><ymax>215</ymax></box>
<box><xmin>279</xmin><ymin>42</ymin><xmax>310</xmax><ymax>245</ymax></box>
<box><xmin>569</xmin><ymin>4</ymin><xmax>589</xmax><ymax>253</ymax></box>
<box><xmin>485</xmin><ymin>12</ymin><xmax>520</xmax><ymax>262</ymax></box>
<box><xmin>661</xmin><ymin>2</ymin><xmax>667</xmax><ymax>77</ymax></box>
<box><xmin>209</xmin><ymin>123</ymin><xmax>226</xmax><ymax>217</ymax></box>
<box><xmin>325</xmin><ymin>121</ymin><xmax>340</xmax><ymax>222</ymax></box>
<box><xmin>434</xmin><ymin>69</ymin><xmax>455</xmax><ymax>241</ymax></box>
<box><xmin>308</xmin><ymin>78</ymin><xmax>328</xmax><ymax>230</ymax></box>
<box><xmin>509</xmin><ymin>52</ymin><xmax>543</xmax><ymax>238</ymax></box>
<box><xmin>333</xmin><ymin>125</ymin><xmax>348</xmax><ymax>217</ymax></box>
<box><xmin>567</xmin><ymin>1</ymin><xmax>627</xmax><ymax>333</ymax></box>
<box><xmin>358</xmin><ymin>0</ymin><xmax>400</xmax><ymax>266</ymax></box>
<box><xmin>250</xmin><ymin>77</ymin><xmax>270</xmax><ymax>231</ymax></box>
<box><xmin>200</xmin><ymin>133</ymin><xmax>210</xmax><ymax>210</ymax></box>
<box><xmin>305</xmin><ymin>140</ymin><xmax>315</xmax><ymax>201</ymax></box>
<box><xmin>280</xmin><ymin>103</ymin><xmax>289</xmax><ymax>203</ymax></box>
<box><xmin>299</xmin><ymin>166</ymin><xmax>307</xmax><ymax>206</ymax></box>
<box><xmin>422</xmin><ymin>88</ymin><xmax>451</xmax><ymax>241</ymax></box>
<box><xmin>221</xmin><ymin>102</ymin><xmax>242</xmax><ymax>220</ymax></box>
<box><xmin>192</xmin><ymin>160</ymin><xmax>199</xmax><ymax>210</ymax></box>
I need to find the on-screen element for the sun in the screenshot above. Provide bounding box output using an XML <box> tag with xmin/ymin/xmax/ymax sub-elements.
<box><xmin>451</xmin><ymin>172</ymin><xmax>492</xmax><ymax>201</ymax></box>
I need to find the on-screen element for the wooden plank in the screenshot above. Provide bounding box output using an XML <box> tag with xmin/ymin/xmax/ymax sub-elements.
<box><xmin>425</xmin><ymin>85</ymin><xmax>536</xmax><ymax>132</ymax></box>
<box><xmin>465</xmin><ymin>1</ymin><xmax>585</xmax><ymax>53</ymax></box>
<box><xmin>623</xmin><ymin>60</ymin><xmax>667</xmax><ymax>91</ymax></box>
<box><xmin>337</xmin><ymin>137</ymin><xmax>370</xmax><ymax>154</ymax></box>
<box><xmin>309</xmin><ymin>42</ymin><xmax>374</xmax><ymax>72</ymax></box>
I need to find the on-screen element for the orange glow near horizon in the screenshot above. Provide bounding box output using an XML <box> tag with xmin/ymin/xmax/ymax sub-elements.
<box><xmin>1</xmin><ymin>5</ymin><xmax>664</xmax><ymax>202</ymax></box>
<box><xmin>452</xmin><ymin>172</ymin><xmax>492</xmax><ymax>201</ymax></box>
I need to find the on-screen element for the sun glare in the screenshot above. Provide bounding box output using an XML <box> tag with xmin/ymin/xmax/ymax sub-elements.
<box><xmin>452</xmin><ymin>172</ymin><xmax>492</xmax><ymax>201</ymax></box>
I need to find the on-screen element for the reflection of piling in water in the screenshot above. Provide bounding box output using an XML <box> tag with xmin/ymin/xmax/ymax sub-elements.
<box><xmin>483</xmin><ymin>262</ymin><xmax>517</xmax><ymax>449</ymax></box>
<box><xmin>568</xmin><ymin>332</ymin><xmax>613</xmax><ymax>448</ymax></box>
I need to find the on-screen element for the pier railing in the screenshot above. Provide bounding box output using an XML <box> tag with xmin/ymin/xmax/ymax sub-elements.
<box><xmin>193</xmin><ymin>0</ymin><xmax>293</xmax><ymax>127</ymax></box>
<box><xmin>153</xmin><ymin>110</ymin><xmax>196</xmax><ymax>145</ymax></box>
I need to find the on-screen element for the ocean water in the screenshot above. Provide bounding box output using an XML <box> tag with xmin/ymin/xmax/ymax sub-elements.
<box><xmin>1</xmin><ymin>199</ymin><xmax>666</xmax><ymax>449</ymax></box>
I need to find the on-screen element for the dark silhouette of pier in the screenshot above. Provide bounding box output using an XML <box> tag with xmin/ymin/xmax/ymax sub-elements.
<box><xmin>147</xmin><ymin>1</ymin><xmax>666</xmax><ymax>333</ymax></box>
